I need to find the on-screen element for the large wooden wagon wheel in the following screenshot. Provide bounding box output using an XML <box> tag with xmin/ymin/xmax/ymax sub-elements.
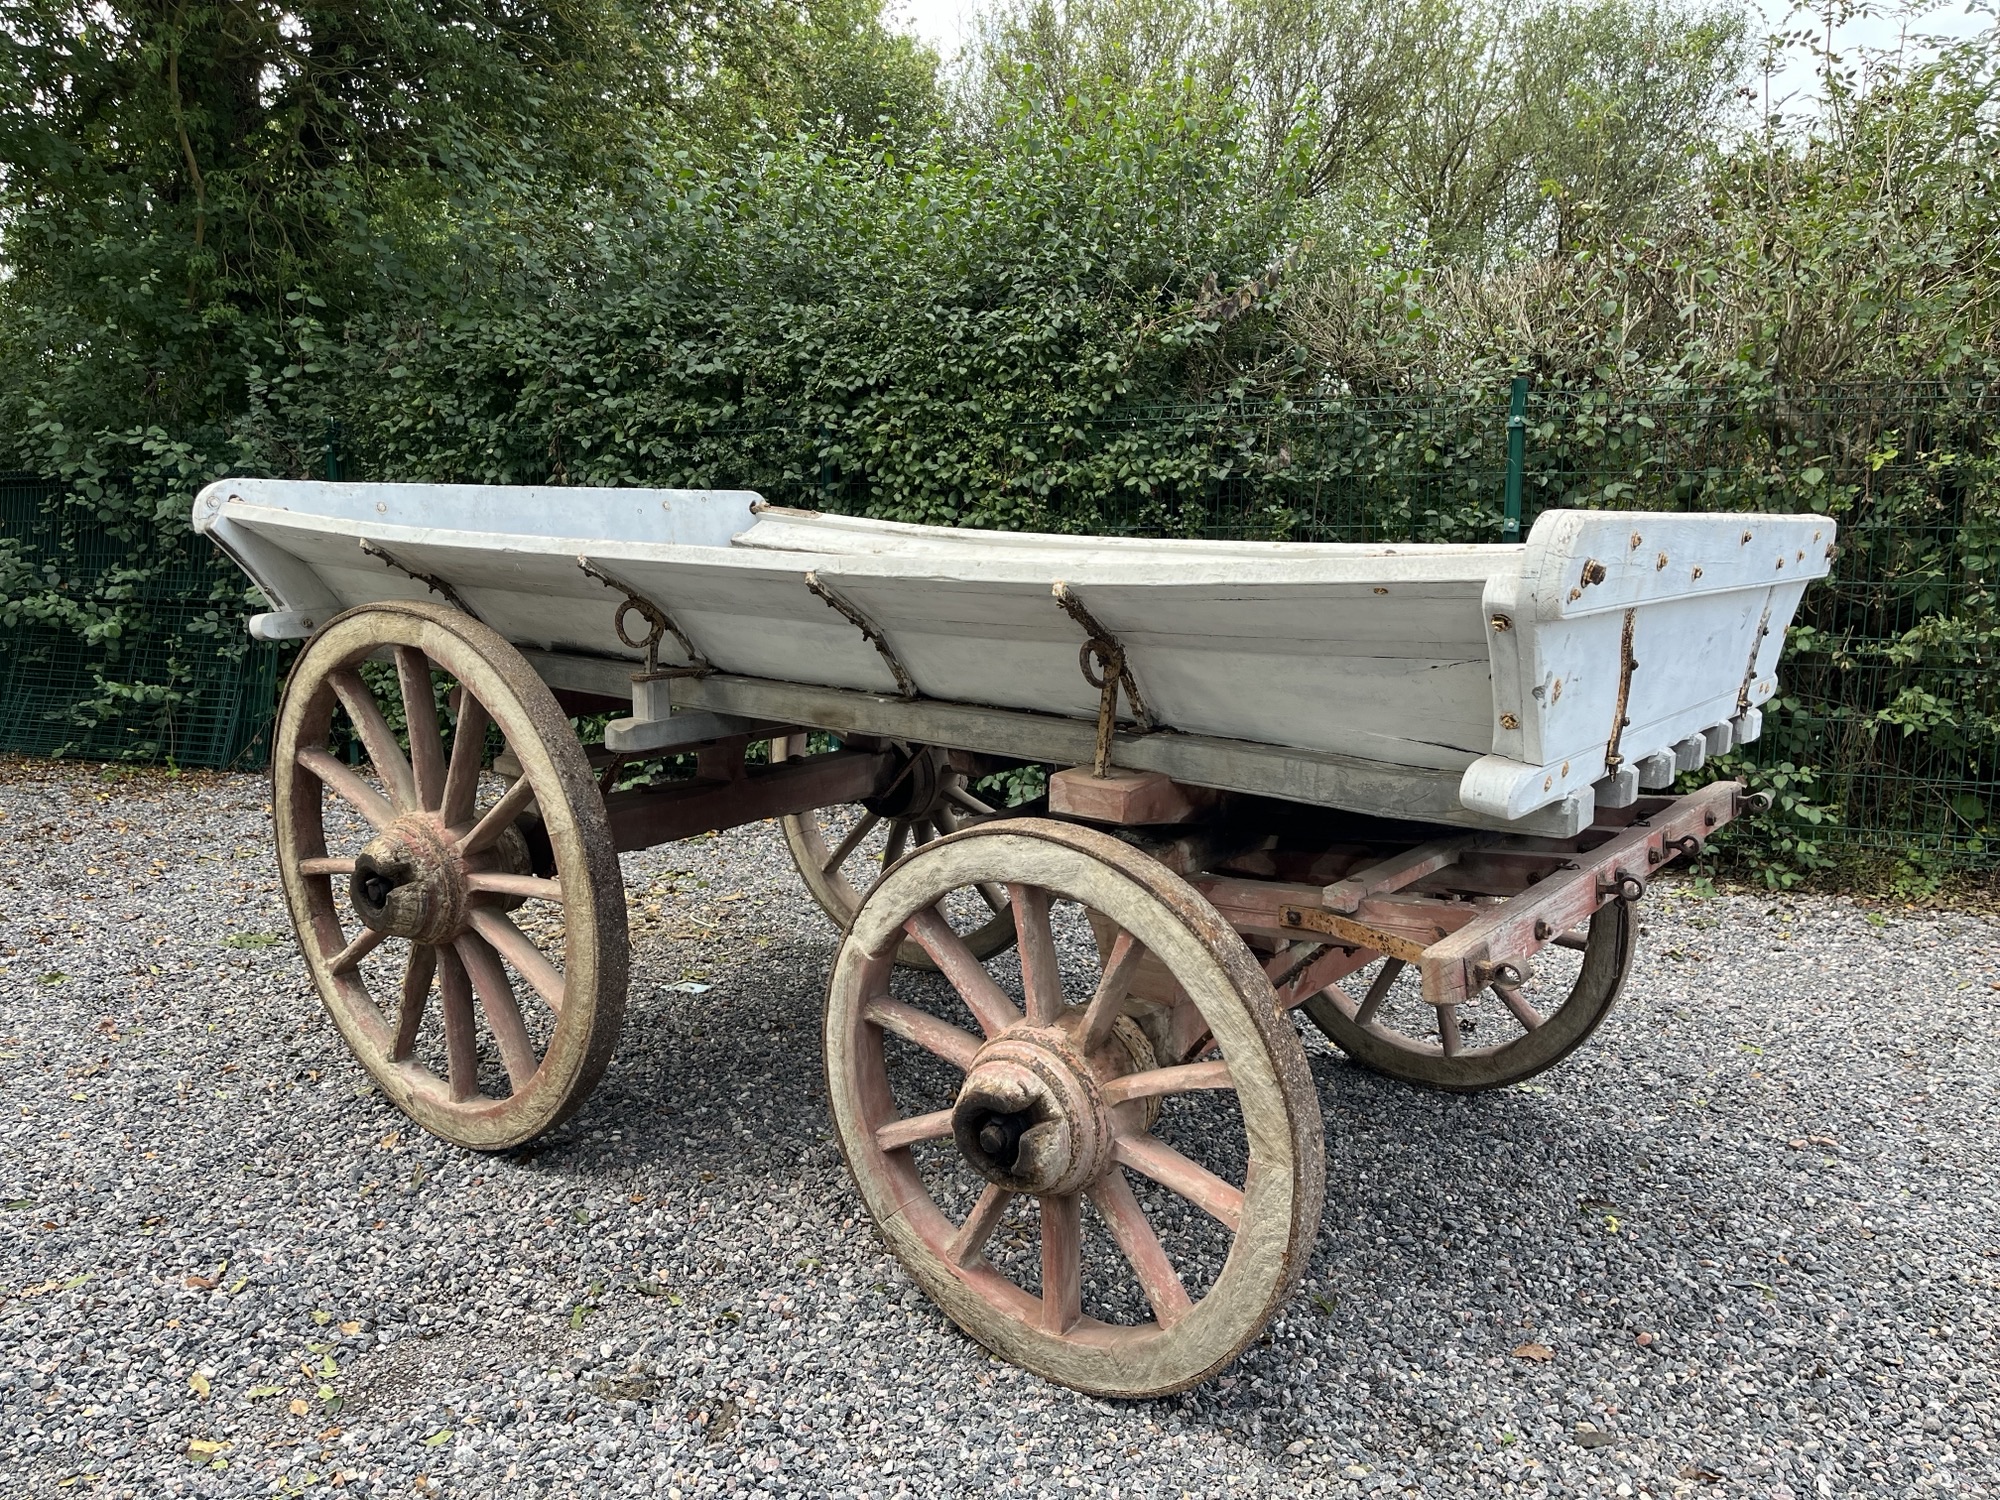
<box><xmin>1299</xmin><ymin>902</ymin><xmax>1634</xmax><ymax>1091</ymax></box>
<box><xmin>773</xmin><ymin>733</ymin><xmax>1016</xmax><ymax>969</ymax></box>
<box><xmin>273</xmin><ymin>600</ymin><xmax>628</xmax><ymax>1150</ymax></box>
<box><xmin>824</xmin><ymin>819</ymin><xmax>1324</xmax><ymax>1397</ymax></box>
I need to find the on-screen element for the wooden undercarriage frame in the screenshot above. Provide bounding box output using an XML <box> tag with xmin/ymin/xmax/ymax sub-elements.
<box><xmin>581</xmin><ymin>727</ymin><xmax>1746</xmax><ymax>1015</ymax></box>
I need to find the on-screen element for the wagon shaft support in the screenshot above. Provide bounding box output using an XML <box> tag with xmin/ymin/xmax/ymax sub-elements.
<box><xmin>1197</xmin><ymin>877</ymin><xmax>1484</xmax><ymax>960</ymax></box>
<box><xmin>1183</xmin><ymin>779</ymin><xmax>1748</xmax><ymax>1014</ymax></box>
<box><xmin>1416</xmin><ymin>777</ymin><xmax>1742</xmax><ymax>1005</ymax></box>
<box><xmin>1321</xmin><ymin>836</ymin><xmax>1489</xmax><ymax>913</ymax></box>
<box><xmin>599</xmin><ymin>746</ymin><xmax>899</xmax><ymax>854</ymax></box>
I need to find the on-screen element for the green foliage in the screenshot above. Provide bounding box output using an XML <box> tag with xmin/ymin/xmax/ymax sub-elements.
<box><xmin>964</xmin><ymin>0</ymin><xmax>1751</xmax><ymax>263</ymax></box>
<box><xmin>0</xmin><ymin>0</ymin><xmax>939</xmax><ymax>762</ymax></box>
<box><xmin>238</xmin><ymin>77</ymin><xmax>1298</xmax><ymax>525</ymax></box>
<box><xmin>1285</xmin><ymin>10</ymin><xmax>2000</xmax><ymax>384</ymax></box>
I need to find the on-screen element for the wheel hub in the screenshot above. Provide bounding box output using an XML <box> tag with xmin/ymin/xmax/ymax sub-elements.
<box><xmin>952</xmin><ymin>1031</ymin><xmax>1113</xmax><ymax>1196</ymax></box>
<box><xmin>345</xmin><ymin>815</ymin><xmax>534</xmax><ymax>945</ymax></box>
<box><xmin>861</xmin><ymin>747</ymin><xmax>947</xmax><ymax>822</ymax></box>
<box><xmin>349</xmin><ymin>816</ymin><xmax>468</xmax><ymax>945</ymax></box>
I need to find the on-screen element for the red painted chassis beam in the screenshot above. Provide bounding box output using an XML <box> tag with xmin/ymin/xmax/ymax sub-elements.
<box><xmin>1194</xmin><ymin>778</ymin><xmax>1748</xmax><ymax>1010</ymax></box>
<box><xmin>1416</xmin><ymin>778</ymin><xmax>1745</xmax><ymax>1004</ymax></box>
<box><xmin>600</xmin><ymin>748</ymin><xmax>898</xmax><ymax>854</ymax></box>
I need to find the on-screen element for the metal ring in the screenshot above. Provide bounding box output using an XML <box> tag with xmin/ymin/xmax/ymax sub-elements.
<box><xmin>1078</xmin><ymin>639</ymin><xmax>1118</xmax><ymax>691</ymax></box>
<box><xmin>613</xmin><ymin>597</ymin><xmax>668</xmax><ymax>652</ymax></box>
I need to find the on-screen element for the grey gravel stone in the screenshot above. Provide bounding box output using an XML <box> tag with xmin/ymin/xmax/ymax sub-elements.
<box><xmin>2</xmin><ymin>756</ymin><xmax>1998</xmax><ymax>1498</ymax></box>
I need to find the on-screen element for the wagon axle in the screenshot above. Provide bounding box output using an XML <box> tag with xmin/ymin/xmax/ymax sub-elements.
<box><xmin>971</xmin><ymin>1109</ymin><xmax>1032</xmax><ymax>1169</ymax></box>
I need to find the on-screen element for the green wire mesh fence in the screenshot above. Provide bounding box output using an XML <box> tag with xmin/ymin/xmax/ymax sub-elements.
<box><xmin>4</xmin><ymin>380</ymin><xmax>1993</xmax><ymax>867</ymax></box>
<box><xmin>0</xmin><ymin>474</ymin><xmax>281</xmax><ymax>769</ymax></box>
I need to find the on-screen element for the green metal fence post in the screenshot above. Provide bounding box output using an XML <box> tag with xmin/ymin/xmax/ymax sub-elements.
<box><xmin>323</xmin><ymin>420</ymin><xmax>344</xmax><ymax>482</ymax></box>
<box><xmin>1502</xmin><ymin>375</ymin><xmax>1529</xmax><ymax>541</ymax></box>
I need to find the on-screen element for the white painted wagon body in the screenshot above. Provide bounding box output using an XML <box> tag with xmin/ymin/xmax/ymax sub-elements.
<box><xmin>194</xmin><ymin>479</ymin><xmax>1834</xmax><ymax>836</ymax></box>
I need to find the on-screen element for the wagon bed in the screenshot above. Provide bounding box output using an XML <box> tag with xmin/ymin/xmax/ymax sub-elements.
<box><xmin>195</xmin><ymin>480</ymin><xmax>1832</xmax><ymax>834</ymax></box>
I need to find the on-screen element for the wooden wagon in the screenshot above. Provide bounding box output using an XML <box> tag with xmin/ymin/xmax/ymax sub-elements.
<box><xmin>194</xmin><ymin>479</ymin><xmax>1833</xmax><ymax>1397</ymax></box>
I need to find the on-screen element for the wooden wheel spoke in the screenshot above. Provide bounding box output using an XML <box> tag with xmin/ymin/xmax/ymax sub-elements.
<box><xmin>1010</xmin><ymin>885</ymin><xmax>1065</xmax><ymax>1027</ymax></box>
<box><xmin>467</xmin><ymin>908</ymin><xmax>566</xmax><ymax>1013</ymax></box>
<box><xmin>976</xmin><ymin>881</ymin><xmax>1008</xmax><ymax>915</ymax></box>
<box><xmin>883</xmin><ymin>819</ymin><xmax>913</xmax><ymax>868</ymax></box>
<box><xmin>1113</xmin><ymin>1133</ymin><xmax>1244</xmax><ymax>1232</ymax></box>
<box><xmin>1039</xmin><ymin>1193</ymin><xmax>1083</xmax><ymax>1334</ymax></box>
<box><xmin>873</xmin><ymin>1107</ymin><xmax>956</xmax><ymax>1152</ymax></box>
<box><xmin>465</xmin><ymin>871</ymin><xmax>565</xmax><ymax>903</ymax></box>
<box><xmin>1494</xmin><ymin>981</ymin><xmax>1545</xmax><ymax>1030</ymax></box>
<box><xmin>329</xmin><ymin>669</ymin><xmax>418</xmax><ymax>811</ymax></box>
<box><xmin>456</xmin><ymin>933</ymin><xmax>540</xmax><ymax>1094</ymax></box>
<box><xmin>441</xmin><ymin>689</ymin><xmax>491</xmax><ymax>827</ymax></box>
<box><xmin>946</xmin><ymin>1183</ymin><xmax>1014</xmax><ymax>1268</ymax></box>
<box><xmin>1099</xmin><ymin>1059</ymin><xmax>1233</xmax><ymax>1107</ymax></box>
<box><xmin>394</xmin><ymin>646</ymin><xmax>446</xmax><ymax>811</ymax></box>
<box><xmin>1353</xmin><ymin>959</ymin><xmax>1405</xmax><ymax>1028</ymax></box>
<box><xmin>435</xmin><ymin>945</ymin><xmax>481</xmax><ymax>1102</ymax></box>
<box><xmin>945</xmin><ymin>783</ymin><xmax>995</xmax><ymax>816</ymax></box>
<box><xmin>822</xmin><ymin>812</ymin><xmax>882</xmax><ymax>875</ymax></box>
<box><xmin>461</xmin><ymin>772</ymin><xmax>538</xmax><ymax>857</ymax></box>
<box><xmin>862</xmin><ymin>995</ymin><xmax>983</xmax><ymax>1071</ymax></box>
<box><xmin>901</xmin><ymin>908</ymin><xmax>1021</xmax><ymax>1038</ymax></box>
<box><xmin>298</xmin><ymin>855</ymin><xmax>356</xmax><ymax>878</ymax></box>
<box><xmin>1080</xmin><ymin>929</ymin><xmax>1145</xmax><ymax>1051</ymax></box>
<box><xmin>1088</xmin><ymin>1169</ymin><xmax>1193</xmax><ymax>1328</ymax></box>
<box><xmin>1274</xmin><ymin>945</ymin><xmax>1369</xmax><ymax>1011</ymax></box>
<box><xmin>297</xmin><ymin>748</ymin><xmax>397</xmax><ymax>830</ymax></box>
<box><xmin>392</xmin><ymin>944</ymin><xmax>437</xmax><ymax>1062</ymax></box>
<box><xmin>1437</xmin><ymin>1004</ymin><xmax>1463</xmax><ymax>1056</ymax></box>
<box><xmin>327</xmin><ymin>924</ymin><xmax>386</xmax><ymax>976</ymax></box>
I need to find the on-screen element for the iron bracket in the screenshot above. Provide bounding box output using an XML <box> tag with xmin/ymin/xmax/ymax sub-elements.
<box><xmin>804</xmin><ymin>571</ymin><xmax>917</xmax><ymax>700</ymax></box>
<box><xmin>1053</xmin><ymin>581</ymin><xmax>1155</xmax><ymax>777</ymax></box>
<box><xmin>577</xmin><ymin>556</ymin><xmax>709</xmax><ymax>674</ymax></box>
<box><xmin>359</xmin><ymin>540</ymin><xmax>483</xmax><ymax>622</ymax></box>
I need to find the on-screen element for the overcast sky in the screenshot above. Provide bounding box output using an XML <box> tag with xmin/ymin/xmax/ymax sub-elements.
<box><xmin>886</xmin><ymin>0</ymin><xmax>1994</xmax><ymax>116</ymax></box>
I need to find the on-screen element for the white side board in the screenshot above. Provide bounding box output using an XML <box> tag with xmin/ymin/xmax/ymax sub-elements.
<box><xmin>193</xmin><ymin>479</ymin><xmax>1833</xmax><ymax>832</ymax></box>
<box><xmin>1463</xmin><ymin>509</ymin><xmax>1834</xmax><ymax>819</ymax></box>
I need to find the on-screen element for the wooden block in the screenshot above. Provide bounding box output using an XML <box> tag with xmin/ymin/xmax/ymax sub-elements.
<box><xmin>1048</xmin><ymin>767</ymin><xmax>1215</xmax><ymax>826</ymax></box>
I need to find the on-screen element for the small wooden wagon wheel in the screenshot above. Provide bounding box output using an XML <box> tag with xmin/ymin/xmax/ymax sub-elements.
<box><xmin>272</xmin><ymin>600</ymin><xmax>628</xmax><ymax>1150</ymax></box>
<box><xmin>773</xmin><ymin>733</ymin><xmax>1016</xmax><ymax>969</ymax></box>
<box><xmin>1299</xmin><ymin>902</ymin><xmax>1634</xmax><ymax>1092</ymax></box>
<box><xmin>824</xmin><ymin>819</ymin><xmax>1324</xmax><ymax>1397</ymax></box>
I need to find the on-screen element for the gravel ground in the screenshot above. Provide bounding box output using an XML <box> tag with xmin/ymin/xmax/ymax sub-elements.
<box><xmin>3</xmin><ymin>755</ymin><xmax>1998</xmax><ymax>1500</ymax></box>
